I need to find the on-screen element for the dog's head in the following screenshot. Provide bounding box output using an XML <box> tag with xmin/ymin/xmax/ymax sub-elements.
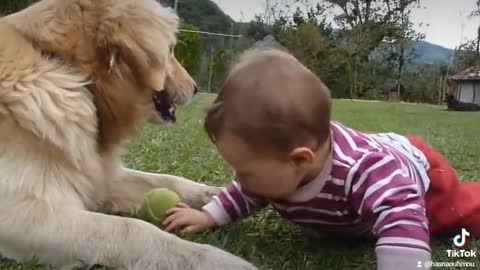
<box><xmin>4</xmin><ymin>0</ymin><xmax>196</xmax><ymax>127</ymax></box>
<box><xmin>149</xmin><ymin>51</ymin><xmax>199</xmax><ymax>124</ymax></box>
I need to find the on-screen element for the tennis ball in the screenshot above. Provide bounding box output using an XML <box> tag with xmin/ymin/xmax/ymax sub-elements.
<box><xmin>138</xmin><ymin>188</ymin><xmax>180</xmax><ymax>224</ymax></box>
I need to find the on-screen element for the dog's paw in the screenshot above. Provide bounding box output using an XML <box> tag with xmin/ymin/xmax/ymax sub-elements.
<box><xmin>176</xmin><ymin>184</ymin><xmax>221</xmax><ymax>209</ymax></box>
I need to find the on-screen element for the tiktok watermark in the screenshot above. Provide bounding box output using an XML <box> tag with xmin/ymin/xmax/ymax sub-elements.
<box><xmin>447</xmin><ymin>228</ymin><xmax>476</xmax><ymax>259</ymax></box>
<box><xmin>418</xmin><ymin>261</ymin><xmax>476</xmax><ymax>268</ymax></box>
<box><xmin>453</xmin><ymin>228</ymin><xmax>471</xmax><ymax>248</ymax></box>
<box><xmin>446</xmin><ymin>249</ymin><xmax>477</xmax><ymax>258</ymax></box>
<box><xmin>417</xmin><ymin>228</ymin><xmax>477</xmax><ymax>269</ymax></box>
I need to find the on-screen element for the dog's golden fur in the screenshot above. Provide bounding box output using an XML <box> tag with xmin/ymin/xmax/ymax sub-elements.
<box><xmin>0</xmin><ymin>0</ymin><xmax>255</xmax><ymax>269</ymax></box>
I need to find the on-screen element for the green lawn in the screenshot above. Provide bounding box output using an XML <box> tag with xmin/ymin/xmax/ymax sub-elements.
<box><xmin>2</xmin><ymin>95</ymin><xmax>479</xmax><ymax>270</ymax></box>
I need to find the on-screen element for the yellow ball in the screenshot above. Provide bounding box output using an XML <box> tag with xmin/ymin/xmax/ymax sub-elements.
<box><xmin>138</xmin><ymin>188</ymin><xmax>180</xmax><ymax>224</ymax></box>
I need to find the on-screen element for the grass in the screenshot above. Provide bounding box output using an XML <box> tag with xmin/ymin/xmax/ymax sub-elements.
<box><xmin>1</xmin><ymin>95</ymin><xmax>479</xmax><ymax>270</ymax></box>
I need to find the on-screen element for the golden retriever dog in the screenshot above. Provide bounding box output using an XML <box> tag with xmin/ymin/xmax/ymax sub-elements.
<box><xmin>0</xmin><ymin>0</ymin><xmax>256</xmax><ymax>269</ymax></box>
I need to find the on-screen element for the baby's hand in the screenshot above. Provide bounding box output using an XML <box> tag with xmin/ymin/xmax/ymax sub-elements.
<box><xmin>163</xmin><ymin>203</ymin><xmax>215</xmax><ymax>234</ymax></box>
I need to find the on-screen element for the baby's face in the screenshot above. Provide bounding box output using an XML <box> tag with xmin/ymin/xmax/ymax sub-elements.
<box><xmin>215</xmin><ymin>130</ymin><xmax>307</xmax><ymax>200</ymax></box>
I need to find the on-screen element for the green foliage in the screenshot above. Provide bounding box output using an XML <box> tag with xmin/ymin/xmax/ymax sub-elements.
<box><xmin>401</xmin><ymin>64</ymin><xmax>447</xmax><ymax>103</ymax></box>
<box><xmin>325</xmin><ymin>0</ymin><xmax>423</xmax><ymax>98</ymax></box>
<box><xmin>174</xmin><ymin>23</ymin><xmax>202</xmax><ymax>74</ymax></box>
<box><xmin>247</xmin><ymin>16</ymin><xmax>270</xmax><ymax>42</ymax></box>
<box><xmin>208</xmin><ymin>48</ymin><xmax>236</xmax><ymax>91</ymax></box>
<box><xmin>159</xmin><ymin>0</ymin><xmax>248</xmax><ymax>92</ymax></box>
<box><xmin>278</xmin><ymin>22</ymin><xmax>348</xmax><ymax>96</ymax></box>
<box><xmin>245</xmin><ymin>0</ymin><xmax>447</xmax><ymax>103</ymax></box>
<box><xmin>454</xmin><ymin>1</ymin><xmax>480</xmax><ymax>71</ymax></box>
<box><xmin>453</xmin><ymin>31</ymin><xmax>480</xmax><ymax>71</ymax></box>
<box><xmin>0</xmin><ymin>0</ymin><xmax>37</xmax><ymax>14</ymax></box>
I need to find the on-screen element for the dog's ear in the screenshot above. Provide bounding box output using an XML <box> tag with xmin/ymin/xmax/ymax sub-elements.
<box><xmin>93</xmin><ymin>2</ymin><xmax>179</xmax><ymax>92</ymax></box>
<box><xmin>97</xmin><ymin>29</ymin><xmax>170</xmax><ymax>92</ymax></box>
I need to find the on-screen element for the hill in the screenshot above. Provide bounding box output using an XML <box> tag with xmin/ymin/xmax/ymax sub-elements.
<box><xmin>159</xmin><ymin>0</ymin><xmax>236</xmax><ymax>33</ymax></box>
<box><xmin>413</xmin><ymin>40</ymin><xmax>454</xmax><ymax>65</ymax></box>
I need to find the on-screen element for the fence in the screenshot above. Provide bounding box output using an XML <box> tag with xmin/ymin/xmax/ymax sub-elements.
<box><xmin>179</xmin><ymin>29</ymin><xmax>249</xmax><ymax>93</ymax></box>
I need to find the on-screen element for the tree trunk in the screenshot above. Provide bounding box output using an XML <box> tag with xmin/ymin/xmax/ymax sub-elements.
<box><xmin>347</xmin><ymin>61</ymin><xmax>354</xmax><ymax>98</ymax></box>
<box><xmin>477</xmin><ymin>26</ymin><xmax>480</xmax><ymax>55</ymax></box>
<box><xmin>397</xmin><ymin>43</ymin><xmax>405</xmax><ymax>99</ymax></box>
<box><xmin>438</xmin><ymin>77</ymin><xmax>443</xmax><ymax>105</ymax></box>
<box><xmin>396</xmin><ymin>6</ymin><xmax>408</xmax><ymax>101</ymax></box>
<box><xmin>353</xmin><ymin>58</ymin><xmax>359</xmax><ymax>98</ymax></box>
<box><xmin>365</xmin><ymin>0</ymin><xmax>373</xmax><ymax>22</ymax></box>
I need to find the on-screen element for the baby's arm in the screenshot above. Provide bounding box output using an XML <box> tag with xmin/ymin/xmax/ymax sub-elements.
<box><xmin>202</xmin><ymin>180</ymin><xmax>268</xmax><ymax>225</ymax></box>
<box><xmin>350</xmin><ymin>152</ymin><xmax>431</xmax><ymax>270</ymax></box>
<box><xmin>164</xmin><ymin>180</ymin><xmax>268</xmax><ymax>234</ymax></box>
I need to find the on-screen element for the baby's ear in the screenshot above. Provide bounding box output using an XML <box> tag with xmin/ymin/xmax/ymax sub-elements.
<box><xmin>289</xmin><ymin>147</ymin><xmax>315</xmax><ymax>167</ymax></box>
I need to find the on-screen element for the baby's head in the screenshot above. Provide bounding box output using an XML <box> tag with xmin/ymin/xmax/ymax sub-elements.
<box><xmin>205</xmin><ymin>49</ymin><xmax>332</xmax><ymax>199</ymax></box>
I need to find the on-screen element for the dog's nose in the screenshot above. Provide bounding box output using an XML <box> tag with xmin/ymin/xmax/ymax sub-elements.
<box><xmin>194</xmin><ymin>86</ymin><xmax>199</xmax><ymax>94</ymax></box>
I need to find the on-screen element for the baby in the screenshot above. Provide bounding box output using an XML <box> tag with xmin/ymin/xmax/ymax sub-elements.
<box><xmin>163</xmin><ymin>49</ymin><xmax>480</xmax><ymax>270</ymax></box>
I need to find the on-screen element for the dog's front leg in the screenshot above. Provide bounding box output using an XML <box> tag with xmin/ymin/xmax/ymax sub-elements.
<box><xmin>106</xmin><ymin>167</ymin><xmax>221</xmax><ymax>214</ymax></box>
<box><xmin>0</xmin><ymin>201</ymin><xmax>255</xmax><ymax>270</ymax></box>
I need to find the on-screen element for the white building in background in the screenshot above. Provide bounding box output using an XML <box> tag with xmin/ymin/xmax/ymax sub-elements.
<box><xmin>450</xmin><ymin>66</ymin><xmax>480</xmax><ymax>105</ymax></box>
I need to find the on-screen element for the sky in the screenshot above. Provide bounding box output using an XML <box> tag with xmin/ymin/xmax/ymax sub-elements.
<box><xmin>211</xmin><ymin>0</ymin><xmax>480</xmax><ymax>49</ymax></box>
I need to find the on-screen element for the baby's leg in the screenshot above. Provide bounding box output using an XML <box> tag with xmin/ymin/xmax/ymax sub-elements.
<box><xmin>407</xmin><ymin>135</ymin><xmax>480</xmax><ymax>237</ymax></box>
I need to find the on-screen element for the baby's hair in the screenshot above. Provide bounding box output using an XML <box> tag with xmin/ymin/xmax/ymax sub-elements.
<box><xmin>204</xmin><ymin>49</ymin><xmax>332</xmax><ymax>154</ymax></box>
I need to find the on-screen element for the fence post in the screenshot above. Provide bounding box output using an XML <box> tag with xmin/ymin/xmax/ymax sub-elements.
<box><xmin>438</xmin><ymin>76</ymin><xmax>443</xmax><ymax>105</ymax></box>
<box><xmin>207</xmin><ymin>48</ymin><xmax>214</xmax><ymax>93</ymax></box>
<box><xmin>229</xmin><ymin>22</ymin><xmax>234</xmax><ymax>50</ymax></box>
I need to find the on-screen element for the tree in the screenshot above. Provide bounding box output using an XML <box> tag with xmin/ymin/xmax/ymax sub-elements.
<box><xmin>472</xmin><ymin>0</ymin><xmax>480</xmax><ymax>17</ymax></box>
<box><xmin>477</xmin><ymin>26</ymin><xmax>480</xmax><ymax>56</ymax></box>
<box><xmin>246</xmin><ymin>0</ymin><xmax>303</xmax><ymax>41</ymax></box>
<box><xmin>383</xmin><ymin>0</ymin><xmax>424</xmax><ymax>98</ymax></box>
<box><xmin>257</xmin><ymin>3</ymin><xmax>350</xmax><ymax>97</ymax></box>
<box><xmin>453</xmin><ymin>40</ymin><xmax>480</xmax><ymax>71</ymax></box>
<box><xmin>277</xmin><ymin>3</ymin><xmax>347</xmax><ymax>86</ymax></box>
<box><xmin>324</xmin><ymin>0</ymin><xmax>420</xmax><ymax>98</ymax></box>
<box><xmin>474</xmin><ymin>1</ymin><xmax>480</xmax><ymax>55</ymax></box>
<box><xmin>455</xmin><ymin>1</ymin><xmax>480</xmax><ymax>70</ymax></box>
<box><xmin>262</xmin><ymin>0</ymin><xmax>306</xmax><ymax>25</ymax></box>
<box><xmin>283</xmin><ymin>22</ymin><xmax>349</xmax><ymax>95</ymax></box>
<box><xmin>247</xmin><ymin>15</ymin><xmax>270</xmax><ymax>41</ymax></box>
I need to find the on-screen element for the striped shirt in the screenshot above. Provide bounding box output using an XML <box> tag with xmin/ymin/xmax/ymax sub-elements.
<box><xmin>203</xmin><ymin>122</ymin><xmax>432</xmax><ymax>269</ymax></box>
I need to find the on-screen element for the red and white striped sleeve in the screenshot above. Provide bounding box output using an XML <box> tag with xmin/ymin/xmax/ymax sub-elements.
<box><xmin>202</xmin><ymin>180</ymin><xmax>268</xmax><ymax>225</ymax></box>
